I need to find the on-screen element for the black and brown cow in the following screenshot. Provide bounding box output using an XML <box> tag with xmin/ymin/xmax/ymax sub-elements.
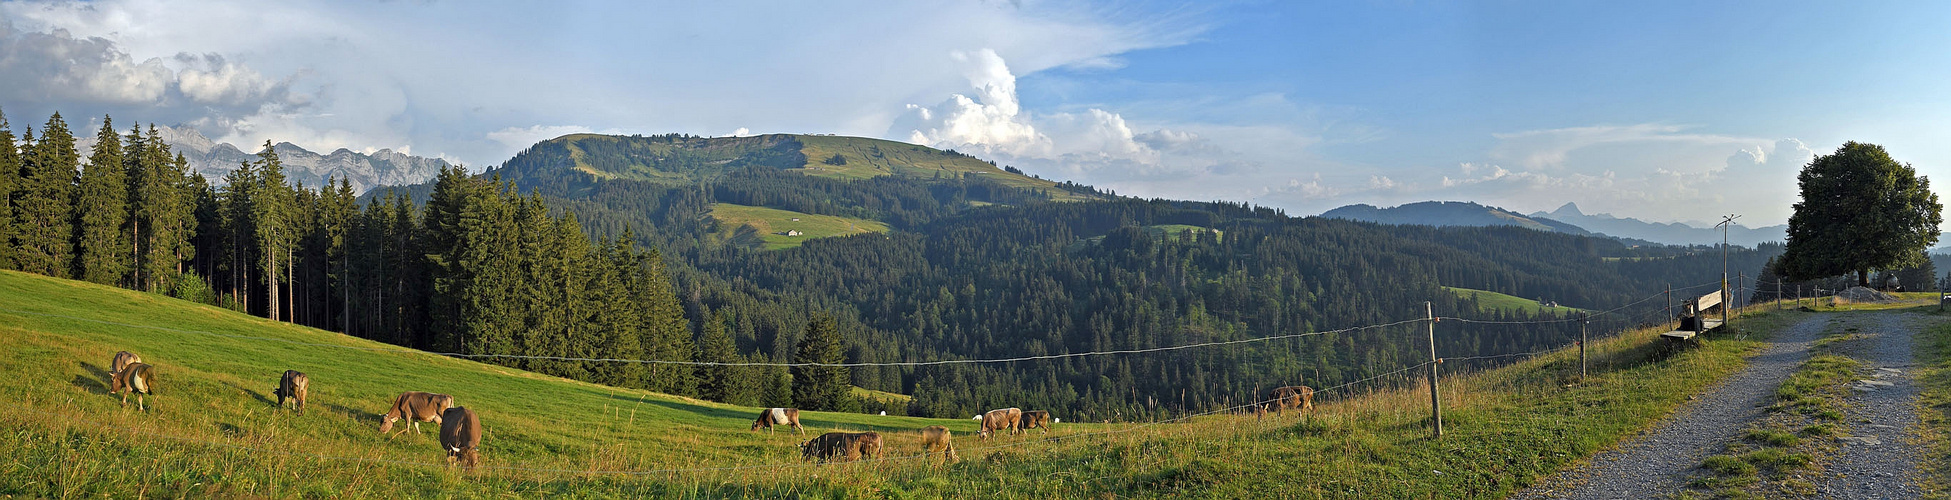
<box><xmin>1017</xmin><ymin>410</ymin><xmax>1054</xmax><ymax>434</ymax></box>
<box><xmin>1256</xmin><ymin>385</ymin><xmax>1315</xmax><ymax>420</ymax></box>
<box><xmin>439</xmin><ymin>407</ymin><xmax>482</xmax><ymax>470</ymax></box>
<box><xmin>978</xmin><ymin>407</ymin><xmax>1022</xmax><ymax>439</ymax></box>
<box><xmin>379</xmin><ymin>391</ymin><xmax>454</xmax><ymax>438</ymax></box>
<box><xmin>800</xmin><ymin>431</ymin><xmax>883</xmax><ymax>463</ymax></box>
<box><xmin>751</xmin><ymin>407</ymin><xmax>804</xmax><ymax>434</ymax></box>
<box><xmin>110</xmin><ymin>362</ymin><xmax>156</xmax><ymax>411</ymax></box>
<box><xmin>920</xmin><ymin>425</ymin><xmax>958</xmax><ymax>464</ymax></box>
<box><xmin>110</xmin><ymin>351</ymin><xmax>142</xmax><ymax>376</ymax></box>
<box><xmin>272</xmin><ymin>370</ymin><xmax>309</xmax><ymax>414</ymax></box>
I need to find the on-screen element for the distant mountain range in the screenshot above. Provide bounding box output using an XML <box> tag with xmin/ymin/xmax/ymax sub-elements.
<box><xmin>1526</xmin><ymin>203</ymin><xmax>1786</xmax><ymax>247</ymax></box>
<box><xmin>1320</xmin><ymin>201</ymin><xmax>1594</xmax><ymax>235</ymax></box>
<box><xmin>1320</xmin><ymin>201</ymin><xmax>1786</xmax><ymax>248</ymax></box>
<box><xmin>78</xmin><ymin>125</ymin><xmax>449</xmax><ymax>193</ymax></box>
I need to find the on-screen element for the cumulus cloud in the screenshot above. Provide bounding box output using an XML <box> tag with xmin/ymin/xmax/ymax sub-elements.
<box><xmin>894</xmin><ymin>48</ymin><xmax>1249</xmax><ymax>181</ymax></box>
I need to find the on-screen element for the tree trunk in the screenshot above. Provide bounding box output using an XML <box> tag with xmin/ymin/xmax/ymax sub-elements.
<box><xmin>1858</xmin><ymin>269</ymin><xmax>1870</xmax><ymax>288</ymax></box>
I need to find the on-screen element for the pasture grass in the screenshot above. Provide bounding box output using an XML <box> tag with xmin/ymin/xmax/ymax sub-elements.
<box><xmin>706</xmin><ymin>203</ymin><xmax>888</xmax><ymax>250</ymax></box>
<box><xmin>791</xmin><ymin>135</ymin><xmax>1094</xmax><ymax>201</ymax></box>
<box><xmin>0</xmin><ymin>270</ymin><xmax>1826</xmax><ymax>498</ymax></box>
<box><xmin>1444</xmin><ymin>286</ymin><xmax>1592</xmax><ymax>315</ymax></box>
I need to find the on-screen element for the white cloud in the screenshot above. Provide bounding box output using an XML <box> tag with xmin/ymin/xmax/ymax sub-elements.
<box><xmin>725</xmin><ymin>127</ymin><xmax>753</xmax><ymax>138</ymax></box>
<box><xmin>3</xmin><ymin>0</ymin><xmax>1210</xmax><ymax>169</ymax></box>
<box><xmin>486</xmin><ymin>125</ymin><xmax>596</xmax><ymax>150</ymax></box>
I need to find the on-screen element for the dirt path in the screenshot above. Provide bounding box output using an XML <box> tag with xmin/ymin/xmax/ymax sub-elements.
<box><xmin>1817</xmin><ymin>311</ymin><xmax>1927</xmax><ymax>498</ymax></box>
<box><xmin>1512</xmin><ymin>315</ymin><xmax>1828</xmax><ymax>499</ymax></box>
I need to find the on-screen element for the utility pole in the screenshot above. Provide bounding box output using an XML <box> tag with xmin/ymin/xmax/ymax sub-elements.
<box><xmin>1426</xmin><ymin>301</ymin><xmax>1442</xmax><ymax>438</ymax></box>
<box><xmin>1718</xmin><ymin>214</ymin><xmax>1739</xmax><ymax>329</ymax></box>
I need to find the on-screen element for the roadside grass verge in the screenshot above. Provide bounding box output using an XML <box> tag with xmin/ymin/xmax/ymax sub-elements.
<box><xmin>0</xmin><ymin>270</ymin><xmax>1815</xmax><ymax>498</ymax></box>
<box><xmin>1915</xmin><ymin>309</ymin><xmax>1951</xmax><ymax>499</ymax></box>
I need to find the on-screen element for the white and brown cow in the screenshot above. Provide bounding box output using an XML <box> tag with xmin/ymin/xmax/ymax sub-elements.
<box><xmin>110</xmin><ymin>362</ymin><xmax>156</xmax><ymax>411</ymax></box>
<box><xmin>799</xmin><ymin>431</ymin><xmax>882</xmax><ymax>463</ymax></box>
<box><xmin>110</xmin><ymin>351</ymin><xmax>142</xmax><ymax>376</ymax></box>
<box><xmin>273</xmin><ymin>370</ymin><xmax>309</xmax><ymax>414</ymax></box>
<box><xmin>920</xmin><ymin>425</ymin><xmax>958</xmax><ymax>464</ymax></box>
<box><xmin>1256</xmin><ymin>385</ymin><xmax>1315</xmax><ymax>420</ymax></box>
<box><xmin>751</xmin><ymin>407</ymin><xmax>804</xmax><ymax>434</ymax></box>
<box><xmin>978</xmin><ymin>407</ymin><xmax>1022</xmax><ymax>439</ymax></box>
<box><xmin>439</xmin><ymin>407</ymin><xmax>482</xmax><ymax>470</ymax></box>
<box><xmin>379</xmin><ymin>391</ymin><xmax>454</xmax><ymax>438</ymax></box>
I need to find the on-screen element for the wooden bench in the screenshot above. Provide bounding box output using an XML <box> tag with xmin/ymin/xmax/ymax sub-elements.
<box><xmin>1662</xmin><ymin>289</ymin><xmax>1726</xmax><ymax>342</ymax></box>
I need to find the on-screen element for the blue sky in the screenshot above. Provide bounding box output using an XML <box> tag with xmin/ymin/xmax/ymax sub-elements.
<box><xmin>3</xmin><ymin>0</ymin><xmax>1947</xmax><ymax>226</ymax></box>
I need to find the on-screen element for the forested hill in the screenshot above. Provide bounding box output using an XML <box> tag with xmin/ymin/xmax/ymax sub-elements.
<box><xmin>492</xmin><ymin>133</ymin><xmax>1097</xmax><ymax>201</ymax></box>
<box><xmin>420</xmin><ymin>132</ymin><xmax>1781</xmax><ymax>421</ymax></box>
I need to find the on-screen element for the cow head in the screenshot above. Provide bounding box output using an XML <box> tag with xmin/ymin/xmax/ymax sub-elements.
<box><xmin>379</xmin><ymin>415</ymin><xmax>398</xmax><ymax>434</ymax></box>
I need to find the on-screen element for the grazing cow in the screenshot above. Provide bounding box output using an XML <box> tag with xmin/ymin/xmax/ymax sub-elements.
<box><xmin>439</xmin><ymin>407</ymin><xmax>483</xmax><ymax>470</ymax></box>
<box><xmin>799</xmin><ymin>431</ymin><xmax>882</xmax><ymax>463</ymax></box>
<box><xmin>110</xmin><ymin>363</ymin><xmax>156</xmax><ymax>411</ymax></box>
<box><xmin>272</xmin><ymin>370</ymin><xmax>309</xmax><ymax>414</ymax></box>
<box><xmin>1017</xmin><ymin>410</ymin><xmax>1053</xmax><ymax>434</ymax></box>
<box><xmin>1257</xmin><ymin>385</ymin><xmax>1315</xmax><ymax>420</ymax></box>
<box><xmin>978</xmin><ymin>407</ymin><xmax>1023</xmax><ymax>439</ymax></box>
<box><xmin>751</xmin><ymin>407</ymin><xmax>804</xmax><ymax>434</ymax></box>
<box><xmin>110</xmin><ymin>351</ymin><xmax>142</xmax><ymax>376</ymax></box>
<box><xmin>379</xmin><ymin>391</ymin><xmax>454</xmax><ymax>438</ymax></box>
<box><xmin>920</xmin><ymin>425</ymin><xmax>958</xmax><ymax>464</ymax></box>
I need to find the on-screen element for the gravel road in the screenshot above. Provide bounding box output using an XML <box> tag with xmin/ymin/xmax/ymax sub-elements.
<box><xmin>1818</xmin><ymin>312</ymin><xmax>1926</xmax><ymax>499</ymax></box>
<box><xmin>1511</xmin><ymin>314</ymin><xmax>1828</xmax><ymax>500</ymax></box>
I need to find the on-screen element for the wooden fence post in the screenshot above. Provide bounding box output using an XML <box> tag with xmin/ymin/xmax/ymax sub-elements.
<box><xmin>1579</xmin><ymin>313</ymin><xmax>1589</xmax><ymax>380</ymax></box>
<box><xmin>1426</xmin><ymin>301</ymin><xmax>1442</xmax><ymax>438</ymax></box>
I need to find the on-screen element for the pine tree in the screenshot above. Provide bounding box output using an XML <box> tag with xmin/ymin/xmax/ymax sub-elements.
<box><xmin>74</xmin><ymin>116</ymin><xmax>130</xmax><ymax>285</ymax></box>
<box><xmin>0</xmin><ymin>109</ymin><xmax>19</xmax><ymax>270</ymax></box>
<box><xmin>14</xmin><ymin>114</ymin><xmax>79</xmax><ymax>277</ymax></box>
<box><xmin>791</xmin><ymin>315</ymin><xmax>852</xmax><ymax>411</ymax></box>
<box><xmin>252</xmin><ymin>142</ymin><xmax>296</xmax><ymax>321</ymax></box>
<box><xmin>128</xmin><ymin>125</ymin><xmax>194</xmax><ymax>292</ymax></box>
<box><xmin>696</xmin><ymin>309</ymin><xmax>740</xmax><ymax>402</ymax></box>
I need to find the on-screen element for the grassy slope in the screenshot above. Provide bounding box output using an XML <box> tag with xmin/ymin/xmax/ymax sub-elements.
<box><xmin>792</xmin><ymin>135</ymin><xmax>1093</xmax><ymax>201</ymax></box>
<box><xmin>0</xmin><ymin>269</ymin><xmax>1819</xmax><ymax>498</ymax></box>
<box><xmin>1445</xmin><ymin>286</ymin><xmax>1591</xmax><ymax>314</ymax></box>
<box><xmin>706</xmin><ymin>203</ymin><xmax>889</xmax><ymax>250</ymax></box>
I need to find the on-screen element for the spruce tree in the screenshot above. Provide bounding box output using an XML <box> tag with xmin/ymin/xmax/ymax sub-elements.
<box><xmin>252</xmin><ymin>142</ymin><xmax>295</xmax><ymax>321</ymax></box>
<box><xmin>695</xmin><ymin>309</ymin><xmax>739</xmax><ymax>402</ymax></box>
<box><xmin>74</xmin><ymin>116</ymin><xmax>130</xmax><ymax>285</ymax></box>
<box><xmin>128</xmin><ymin>125</ymin><xmax>194</xmax><ymax>291</ymax></box>
<box><xmin>0</xmin><ymin>109</ymin><xmax>19</xmax><ymax>270</ymax></box>
<box><xmin>791</xmin><ymin>315</ymin><xmax>852</xmax><ymax>411</ymax></box>
<box><xmin>14</xmin><ymin>114</ymin><xmax>79</xmax><ymax>277</ymax></box>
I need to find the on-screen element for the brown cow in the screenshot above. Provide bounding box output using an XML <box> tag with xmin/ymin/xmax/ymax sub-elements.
<box><xmin>272</xmin><ymin>370</ymin><xmax>309</xmax><ymax>414</ymax></box>
<box><xmin>110</xmin><ymin>363</ymin><xmax>156</xmax><ymax>411</ymax></box>
<box><xmin>379</xmin><ymin>391</ymin><xmax>454</xmax><ymax>438</ymax></box>
<box><xmin>751</xmin><ymin>407</ymin><xmax>804</xmax><ymax>434</ymax></box>
<box><xmin>439</xmin><ymin>407</ymin><xmax>482</xmax><ymax>470</ymax></box>
<box><xmin>799</xmin><ymin>431</ymin><xmax>882</xmax><ymax>463</ymax></box>
<box><xmin>1017</xmin><ymin>410</ymin><xmax>1054</xmax><ymax>434</ymax></box>
<box><xmin>110</xmin><ymin>351</ymin><xmax>142</xmax><ymax>376</ymax></box>
<box><xmin>978</xmin><ymin>407</ymin><xmax>1022</xmax><ymax>439</ymax></box>
<box><xmin>1256</xmin><ymin>385</ymin><xmax>1315</xmax><ymax>420</ymax></box>
<box><xmin>920</xmin><ymin>425</ymin><xmax>958</xmax><ymax>464</ymax></box>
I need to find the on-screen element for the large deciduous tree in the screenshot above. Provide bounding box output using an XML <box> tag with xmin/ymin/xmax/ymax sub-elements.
<box><xmin>1780</xmin><ymin>141</ymin><xmax>1943</xmax><ymax>287</ymax></box>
